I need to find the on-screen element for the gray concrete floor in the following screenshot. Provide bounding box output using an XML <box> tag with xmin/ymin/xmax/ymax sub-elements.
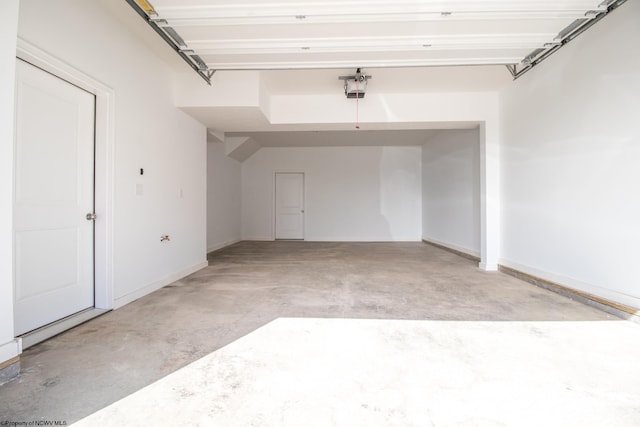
<box><xmin>1</xmin><ymin>241</ymin><xmax>638</xmax><ymax>425</ymax></box>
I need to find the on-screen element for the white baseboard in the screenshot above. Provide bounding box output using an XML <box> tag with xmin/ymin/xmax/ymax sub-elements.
<box><xmin>114</xmin><ymin>260</ymin><xmax>208</xmax><ymax>309</ymax></box>
<box><xmin>422</xmin><ymin>237</ymin><xmax>480</xmax><ymax>258</ymax></box>
<box><xmin>478</xmin><ymin>262</ymin><xmax>499</xmax><ymax>272</ymax></box>
<box><xmin>499</xmin><ymin>258</ymin><xmax>640</xmax><ymax>310</ymax></box>
<box><xmin>0</xmin><ymin>339</ymin><xmax>21</xmax><ymax>365</ymax></box>
<box><xmin>235</xmin><ymin>237</ymin><xmax>424</xmax><ymax>243</ymax></box>
<box><xmin>207</xmin><ymin>238</ymin><xmax>240</xmax><ymax>253</ymax></box>
<box><xmin>305</xmin><ymin>237</ymin><xmax>423</xmax><ymax>242</ymax></box>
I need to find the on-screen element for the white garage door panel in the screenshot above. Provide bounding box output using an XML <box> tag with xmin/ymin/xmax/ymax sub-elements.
<box><xmin>14</xmin><ymin>60</ymin><xmax>95</xmax><ymax>336</ymax></box>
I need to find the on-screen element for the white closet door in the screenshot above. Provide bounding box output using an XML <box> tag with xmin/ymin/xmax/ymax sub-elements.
<box><xmin>14</xmin><ymin>60</ymin><xmax>95</xmax><ymax>335</ymax></box>
<box><xmin>275</xmin><ymin>173</ymin><xmax>305</xmax><ymax>240</ymax></box>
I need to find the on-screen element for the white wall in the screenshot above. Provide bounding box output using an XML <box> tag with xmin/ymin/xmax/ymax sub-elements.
<box><xmin>207</xmin><ymin>142</ymin><xmax>242</xmax><ymax>252</ymax></box>
<box><xmin>176</xmin><ymin>76</ymin><xmax>503</xmax><ymax>268</ymax></box>
<box><xmin>422</xmin><ymin>129</ymin><xmax>481</xmax><ymax>256</ymax></box>
<box><xmin>242</xmin><ymin>146</ymin><xmax>422</xmax><ymax>241</ymax></box>
<box><xmin>0</xmin><ymin>0</ymin><xmax>21</xmax><ymax>366</ymax></box>
<box><xmin>17</xmin><ymin>0</ymin><xmax>207</xmax><ymax>308</ymax></box>
<box><xmin>500</xmin><ymin>1</ymin><xmax>640</xmax><ymax>308</ymax></box>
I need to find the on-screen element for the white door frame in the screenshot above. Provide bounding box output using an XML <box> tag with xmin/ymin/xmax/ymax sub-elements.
<box><xmin>273</xmin><ymin>171</ymin><xmax>305</xmax><ymax>240</ymax></box>
<box><xmin>16</xmin><ymin>39</ymin><xmax>115</xmax><ymax>312</ymax></box>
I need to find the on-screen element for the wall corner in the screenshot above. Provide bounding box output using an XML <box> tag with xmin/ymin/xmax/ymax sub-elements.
<box><xmin>479</xmin><ymin>120</ymin><xmax>501</xmax><ymax>270</ymax></box>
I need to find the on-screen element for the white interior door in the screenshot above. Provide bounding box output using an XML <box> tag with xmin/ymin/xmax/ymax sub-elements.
<box><xmin>14</xmin><ymin>59</ymin><xmax>95</xmax><ymax>336</ymax></box>
<box><xmin>275</xmin><ymin>172</ymin><xmax>304</xmax><ymax>240</ymax></box>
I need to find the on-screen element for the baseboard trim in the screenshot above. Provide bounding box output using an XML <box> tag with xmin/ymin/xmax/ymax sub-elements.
<box><xmin>499</xmin><ymin>264</ymin><xmax>640</xmax><ymax>323</ymax></box>
<box><xmin>0</xmin><ymin>339</ymin><xmax>21</xmax><ymax>367</ymax></box>
<box><xmin>240</xmin><ymin>238</ymin><xmax>424</xmax><ymax>243</ymax></box>
<box><xmin>422</xmin><ymin>239</ymin><xmax>481</xmax><ymax>262</ymax></box>
<box><xmin>114</xmin><ymin>260</ymin><xmax>208</xmax><ymax>309</ymax></box>
<box><xmin>207</xmin><ymin>238</ymin><xmax>241</xmax><ymax>254</ymax></box>
<box><xmin>308</xmin><ymin>237</ymin><xmax>423</xmax><ymax>242</ymax></box>
<box><xmin>478</xmin><ymin>262</ymin><xmax>499</xmax><ymax>272</ymax></box>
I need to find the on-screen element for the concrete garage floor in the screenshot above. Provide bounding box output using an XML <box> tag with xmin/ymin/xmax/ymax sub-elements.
<box><xmin>1</xmin><ymin>241</ymin><xmax>639</xmax><ymax>425</ymax></box>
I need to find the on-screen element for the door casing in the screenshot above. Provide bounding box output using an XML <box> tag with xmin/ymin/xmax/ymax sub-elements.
<box><xmin>14</xmin><ymin>59</ymin><xmax>96</xmax><ymax>334</ymax></box>
<box><xmin>15</xmin><ymin>39</ymin><xmax>115</xmax><ymax>320</ymax></box>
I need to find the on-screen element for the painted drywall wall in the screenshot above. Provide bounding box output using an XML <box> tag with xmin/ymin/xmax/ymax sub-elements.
<box><xmin>175</xmin><ymin>74</ymin><xmax>502</xmax><ymax>269</ymax></box>
<box><xmin>0</xmin><ymin>0</ymin><xmax>21</xmax><ymax>366</ymax></box>
<box><xmin>266</xmin><ymin>92</ymin><xmax>502</xmax><ymax>270</ymax></box>
<box><xmin>18</xmin><ymin>0</ymin><xmax>207</xmax><ymax>308</ymax></box>
<box><xmin>500</xmin><ymin>1</ymin><xmax>640</xmax><ymax>308</ymax></box>
<box><xmin>422</xmin><ymin>130</ymin><xmax>481</xmax><ymax>256</ymax></box>
<box><xmin>268</xmin><ymin>92</ymin><xmax>498</xmax><ymax>126</ymax></box>
<box><xmin>242</xmin><ymin>146</ymin><xmax>422</xmax><ymax>241</ymax></box>
<box><xmin>207</xmin><ymin>142</ymin><xmax>242</xmax><ymax>252</ymax></box>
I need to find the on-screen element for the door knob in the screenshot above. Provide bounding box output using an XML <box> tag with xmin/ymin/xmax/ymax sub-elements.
<box><xmin>86</xmin><ymin>212</ymin><xmax>97</xmax><ymax>221</ymax></box>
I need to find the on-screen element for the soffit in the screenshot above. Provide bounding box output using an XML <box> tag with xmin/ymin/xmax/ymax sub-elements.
<box><xmin>225</xmin><ymin>129</ymin><xmax>459</xmax><ymax>147</ymax></box>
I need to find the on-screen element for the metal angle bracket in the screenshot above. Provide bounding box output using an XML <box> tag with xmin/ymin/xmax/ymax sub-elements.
<box><xmin>338</xmin><ymin>68</ymin><xmax>372</xmax><ymax>83</ymax></box>
<box><xmin>125</xmin><ymin>0</ymin><xmax>215</xmax><ymax>85</ymax></box>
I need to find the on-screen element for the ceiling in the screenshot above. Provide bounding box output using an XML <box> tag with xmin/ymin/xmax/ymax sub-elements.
<box><xmin>118</xmin><ymin>0</ymin><xmax>621</xmax><ymax>151</ymax></box>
